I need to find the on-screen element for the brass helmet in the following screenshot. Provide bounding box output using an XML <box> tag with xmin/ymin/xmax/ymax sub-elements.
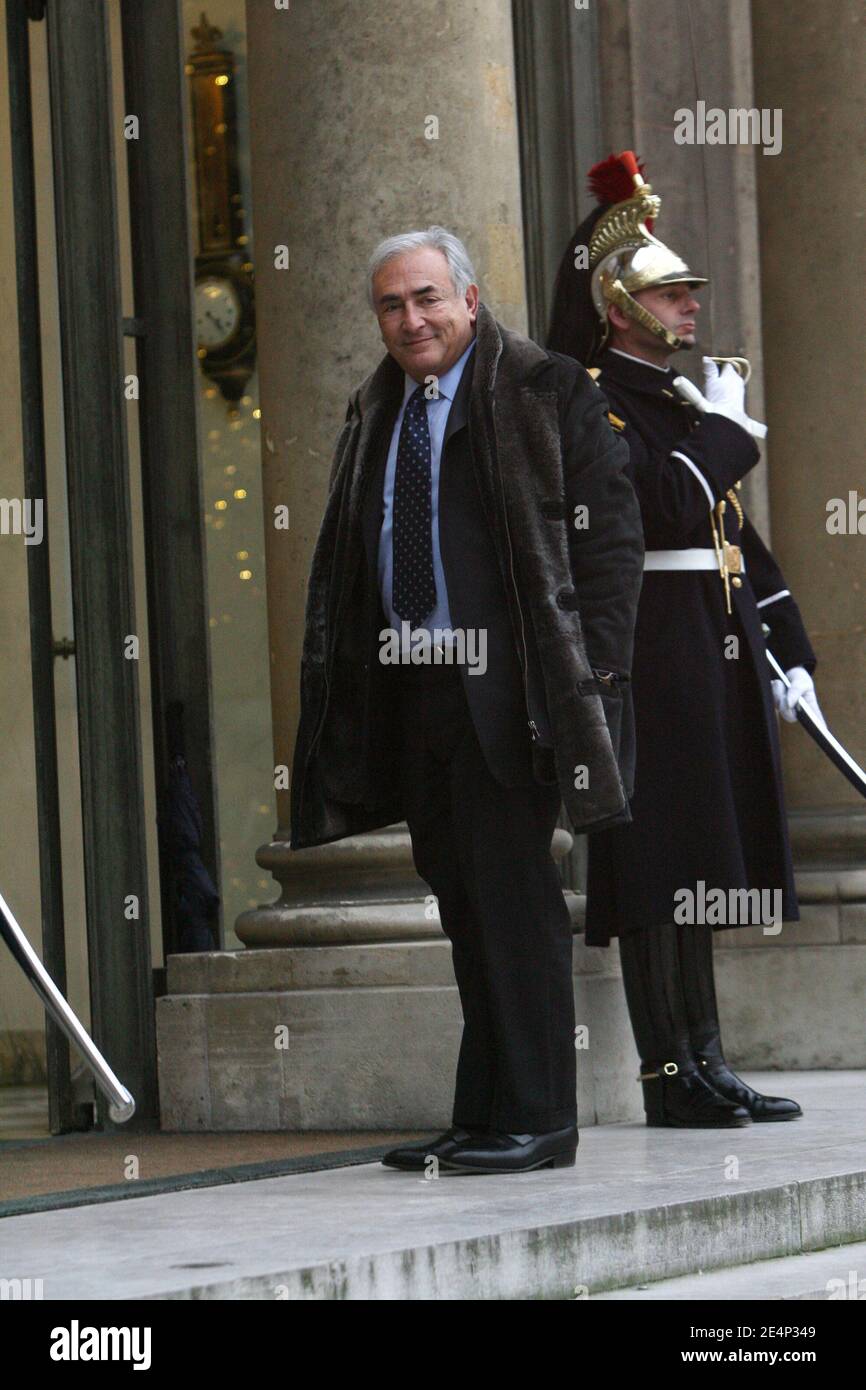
<box><xmin>547</xmin><ymin>151</ymin><xmax>707</xmax><ymax>364</ymax></box>
<box><xmin>589</xmin><ymin>151</ymin><xmax>706</xmax><ymax>351</ymax></box>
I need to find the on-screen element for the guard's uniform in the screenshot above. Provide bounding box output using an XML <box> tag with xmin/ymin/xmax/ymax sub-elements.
<box><xmin>583</xmin><ymin>348</ymin><xmax>816</xmax><ymax>945</ymax></box>
<box><xmin>547</xmin><ymin>149</ymin><xmax>811</xmax><ymax>1125</ymax></box>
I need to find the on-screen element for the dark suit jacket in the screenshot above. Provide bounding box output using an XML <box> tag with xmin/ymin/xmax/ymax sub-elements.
<box><xmin>360</xmin><ymin>349</ymin><xmax>547</xmax><ymax>789</ymax></box>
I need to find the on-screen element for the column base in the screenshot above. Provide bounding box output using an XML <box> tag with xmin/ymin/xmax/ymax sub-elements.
<box><xmin>236</xmin><ymin>823</ymin><xmax>580</xmax><ymax>946</ymax></box>
<box><xmin>156</xmin><ymin>930</ymin><xmax>642</xmax><ymax>1131</ymax></box>
<box><xmin>715</xmin><ymin>807</ymin><xmax>866</xmax><ymax>1069</ymax></box>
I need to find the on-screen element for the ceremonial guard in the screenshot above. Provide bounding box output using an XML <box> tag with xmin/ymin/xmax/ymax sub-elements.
<box><xmin>547</xmin><ymin>153</ymin><xmax>825</xmax><ymax>1127</ymax></box>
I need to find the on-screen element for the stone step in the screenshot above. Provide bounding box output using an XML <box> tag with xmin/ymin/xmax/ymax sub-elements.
<box><xmin>157</xmin><ymin>936</ymin><xmax>642</xmax><ymax>1131</ymax></box>
<box><xmin>593</xmin><ymin>1239</ymin><xmax>866</xmax><ymax>1300</ymax></box>
<box><xmin>1</xmin><ymin>1073</ymin><xmax>863</xmax><ymax>1300</ymax></box>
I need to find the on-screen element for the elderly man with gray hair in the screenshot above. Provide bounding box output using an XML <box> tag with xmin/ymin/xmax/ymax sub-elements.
<box><xmin>290</xmin><ymin>226</ymin><xmax>644</xmax><ymax>1174</ymax></box>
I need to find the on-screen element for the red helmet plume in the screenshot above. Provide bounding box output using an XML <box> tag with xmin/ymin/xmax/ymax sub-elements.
<box><xmin>587</xmin><ymin>151</ymin><xmax>653</xmax><ymax>230</ymax></box>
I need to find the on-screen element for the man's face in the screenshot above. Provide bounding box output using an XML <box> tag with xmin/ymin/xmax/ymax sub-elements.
<box><xmin>632</xmin><ymin>282</ymin><xmax>701</xmax><ymax>349</ymax></box>
<box><xmin>372</xmin><ymin>247</ymin><xmax>478</xmax><ymax>382</ymax></box>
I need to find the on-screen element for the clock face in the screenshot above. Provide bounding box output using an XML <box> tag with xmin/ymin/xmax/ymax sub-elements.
<box><xmin>195</xmin><ymin>276</ymin><xmax>242</xmax><ymax>349</ymax></box>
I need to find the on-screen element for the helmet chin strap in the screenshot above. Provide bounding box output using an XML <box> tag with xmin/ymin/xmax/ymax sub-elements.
<box><xmin>604</xmin><ymin>277</ymin><xmax>685</xmax><ymax>352</ymax></box>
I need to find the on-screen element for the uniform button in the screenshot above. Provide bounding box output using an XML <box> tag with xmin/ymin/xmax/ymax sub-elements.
<box><xmin>556</xmin><ymin>590</ymin><xmax>575</xmax><ymax>609</ymax></box>
<box><xmin>731</xmin><ymin>576</ymin><xmax>743</xmax><ymax>588</ymax></box>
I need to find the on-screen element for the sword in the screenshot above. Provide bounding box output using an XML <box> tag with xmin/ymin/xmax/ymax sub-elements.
<box><xmin>766</xmin><ymin>649</ymin><xmax>866</xmax><ymax>800</ymax></box>
<box><xmin>0</xmin><ymin>887</ymin><xmax>136</xmax><ymax>1123</ymax></box>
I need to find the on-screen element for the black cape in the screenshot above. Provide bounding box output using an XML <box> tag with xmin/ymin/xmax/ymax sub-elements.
<box><xmin>584</xmin><ymin>348</ymin><xmax>815</xmax><ymax>945</ymax></box>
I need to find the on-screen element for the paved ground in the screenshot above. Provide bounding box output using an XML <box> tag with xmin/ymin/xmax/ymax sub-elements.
<box><xmin>1</xmin><ymin>1072</ymin><xmax>864</xmax><ymax>1299</ymax></box>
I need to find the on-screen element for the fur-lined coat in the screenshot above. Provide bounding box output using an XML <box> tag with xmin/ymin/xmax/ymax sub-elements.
<box><xmin>289</xmin><ymin>302</ymin><xmax>644</xmax><ymax>850</ymax></box>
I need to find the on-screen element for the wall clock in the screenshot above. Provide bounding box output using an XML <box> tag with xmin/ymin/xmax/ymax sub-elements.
<box><xmin>187</xmin><ymin>12</ymin><xmax>256</xmax><ymax>402</ymax></box>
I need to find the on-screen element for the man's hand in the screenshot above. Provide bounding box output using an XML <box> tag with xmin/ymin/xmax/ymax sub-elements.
<box><xmin>770</xmin><ymin>666</ymin><xmax>828</xmax><ymax>728</ymax></box>
<box><xmin>672</xmin><ymin>358</ymin><xmax>767</xmax><ymax>439</ymax></box>
<box><xmin>702</xmin><ymin>357</ymin><xmax>746</xmax><ymax>414</ymax></box>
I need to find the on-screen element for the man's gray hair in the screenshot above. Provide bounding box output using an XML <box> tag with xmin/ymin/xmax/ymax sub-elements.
<box><xmin>367</xmin><ymin>225</ymin><xmax>477</xmax><ymax>310</ymax></box>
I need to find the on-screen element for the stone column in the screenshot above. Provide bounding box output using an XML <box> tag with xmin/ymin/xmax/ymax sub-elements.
<box><xmin>236</xmin><ymin>0</ymin><xmax>528</xmax><ymax>948</ymax></box>
<box><xmin>155</xmin><ymin>0</ymin><xmax>644</xmax><ymax>1131</ymax></box>
<box><xmin>597</xmin><ymin>0</ymin><xmax>770</xmax><ymax>531</ymax></box>
<box><xmin>591</xmin><ymin>0</ymin><xmax>866</xmax><ymax>1068</ymax></box>
<box><xmin>752</xmin><ymin>0</ymin><xmax>866</xmax><ymax>812</ymax></box>
<box><xmin>716</xmin><ymin>0</ymin><xmax>866</xmax><ymax>1068</ymax></box>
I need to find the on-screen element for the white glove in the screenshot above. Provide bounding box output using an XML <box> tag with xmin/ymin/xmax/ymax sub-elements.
<box><xmin>770</xmin><ymin>666</ymin><xmax>827</xmax><ymax>728</ymax></box>
<box><xmin>703</xmin><ymin>357</ymin><xmax>746</xmax><ymax>414</ymax></box>
<box><xmin>672</xmin><ymin>359</ymin><xmax>768</xmax><ymax>439</ymax></box>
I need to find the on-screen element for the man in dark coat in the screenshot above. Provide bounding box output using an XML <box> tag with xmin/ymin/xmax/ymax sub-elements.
<box><xmin>548</xmin><ymin>153</ymin><xmax>825</xmax><ymax>1128</ymax></box>
<box><xmin>290</xmin><ymin>225</ymin><xmax>644</xmax><ymax>1173</ymax></box>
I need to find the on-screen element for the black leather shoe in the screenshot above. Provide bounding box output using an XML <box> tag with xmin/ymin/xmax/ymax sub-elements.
<box><xmin>381</xmin><ymin>1127</ymin><xmax>478</xmax><ymax>1171</ymax></box>
<box><xmin>641</xmin><ymin>1061</ymin><xmax>751</xmax><ymax>1127</ymax></box>
<box><xmin>437</xmin><ymin>1124</ymin><xmax>578</xmax><ymax>1174</ymax></box>
<box><xmin>697</xmin><ymin>1057</ymin><xmax>802</xmax><ymax>1121</ymax></box>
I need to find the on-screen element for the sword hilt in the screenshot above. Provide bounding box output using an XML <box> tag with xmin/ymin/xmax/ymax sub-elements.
<box><xmin>707</xmin><ymin>354</ymin><xmax>752</xmax><ymax>384</ymax></box>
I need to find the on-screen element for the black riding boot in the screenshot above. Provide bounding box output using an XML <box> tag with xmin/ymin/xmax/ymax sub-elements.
<box><xmin>676</xmin><ymin>922</ymin><xmax>802</xmax><ymax>1121</ymax></box>
<box><xmin>618</xmin><ymin>925</ymin><xmax>750</xmax><ymax>1127</ymax></box>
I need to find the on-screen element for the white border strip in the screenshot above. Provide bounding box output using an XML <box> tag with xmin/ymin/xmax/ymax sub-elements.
<box><xmin>757</xmin><ymin>589</ymin><xmax>791</xmax><ymax>609</ymax></box>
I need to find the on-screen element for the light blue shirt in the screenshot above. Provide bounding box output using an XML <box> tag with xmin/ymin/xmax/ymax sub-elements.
<box><xmin>377</xmin><ymin>335</ymin><xmax>476</xmax><ymax>639</ymax></box>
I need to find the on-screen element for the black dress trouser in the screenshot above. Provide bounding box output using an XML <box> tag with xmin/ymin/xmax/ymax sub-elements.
<box><xmin>390</xmin><ymin>661</ymin><xmax>576</xmax><ymax>1134</ymax></box>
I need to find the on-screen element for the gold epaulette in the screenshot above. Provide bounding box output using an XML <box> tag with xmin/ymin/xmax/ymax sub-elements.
<box><xmin>585</xmin><ymin>366</ymin><xmax>624</xmax><ymax>429</ymax></box>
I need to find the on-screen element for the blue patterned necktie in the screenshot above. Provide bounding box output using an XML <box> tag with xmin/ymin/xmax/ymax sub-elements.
<box><xmin>392</xmin><ymin>385</ymin><xmax>437</xmax><ymax>626</ymax></box>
